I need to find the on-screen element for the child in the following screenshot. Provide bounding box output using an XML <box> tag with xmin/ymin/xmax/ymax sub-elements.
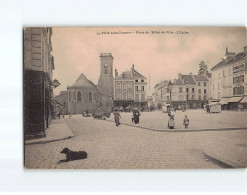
<box><xmin>183</xmin><ymin>115</ymin><xmax>189</xmax><ymax>128</ymax></box>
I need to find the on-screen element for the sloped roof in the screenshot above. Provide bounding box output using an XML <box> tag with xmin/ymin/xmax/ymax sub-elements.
<box><xmin>193</xmin><ymin>75</ymin><xmax>208</xmax><ymax>81</ymax></box>
<box><xmin>181</xmin><ymin>75</ymin><xmax>196</xmax><ymax>85</ymax></box>
<box><xmin>211</xmin><ymin>52</ymin><xmax>246</xmax><ymax>71</ymax></box>
<box><xmin>133</xmin><ymin>69</ymin><xmax>146</xmax><ymax>79</ymax></box>
<box><xmin>59</xmin><ymin>91</ymin><xmax>67</xmax><ymax>95</ymax></box>
<box><xmin>69</xmin><ymin>73</ymin><xmax>96</xmax><ymax>88</ymax></box>
<box><xmin>115</xmin><ymin>70</ymin><xmax>133</xmax><ymax>80</ymax></box>
<box><xmin>173</xmin><ymin>78</ymin><xmax>184</xmax><ymax>85</ymax></box>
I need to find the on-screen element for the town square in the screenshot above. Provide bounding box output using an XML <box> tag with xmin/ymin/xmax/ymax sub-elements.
<box><xmin>23</xmin><ymin>27</ymin><xmax>247</xmax><ymax>169</ymax></box>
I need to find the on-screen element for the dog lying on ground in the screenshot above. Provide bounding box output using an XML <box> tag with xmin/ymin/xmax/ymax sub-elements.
<box><xmin>59</xmin><ymin>147</ymin><xmax>87</xmax><ymax>163</ymax></box>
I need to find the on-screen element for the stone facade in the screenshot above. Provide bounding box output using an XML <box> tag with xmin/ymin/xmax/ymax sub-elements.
<box><xmin>67</xmin><ymin>73</ymin><xmax>99</xmax><ymax>114</ymax></box>
<box><xmin>98</xmin><ymin>53</ymin><xmax>114</xmax><ymax>110</ymax></box>
<box><xmin>24</xmin><ymin>27</ymin><xmax>54</xmax><ymax>139</ymax></box>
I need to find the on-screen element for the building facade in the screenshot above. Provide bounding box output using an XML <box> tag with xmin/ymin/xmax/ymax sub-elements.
<box><xmin>53</xmin><ymin>91</ymin><xmax>69</xmax><ymax>115</ymax></box>
<box><xmin>98</xmin><ymin>53</ymin><xmax>114</xmax><ymax>110</ymax></box>
<box><xmin>67</xmin><ymin>73</ymin><xmax>99</xmax><ymax>114</ymax></box>
<box><xmin>154</xmin><ymin>73</ymin><xmax>210</xmax><ymax>110</ymax></box>
<box><xmin>211</xmin><ymin>47</ymin><xmax>247</xmax><ymax>110</ymax></box>
<box><xmin>113</xmin><ymin>65</ymin><xmax>147</xmax><ymax>109</ymax></box>
<box><xmin>24</xmin><ymin>27</ymin><xmax>55</xmax><ymax>139</ymax></box>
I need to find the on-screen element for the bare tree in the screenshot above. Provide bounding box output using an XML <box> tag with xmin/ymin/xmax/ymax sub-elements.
<box><xmin>198</xmin><ymin>61</ymin><xmax>208</xmax><ymax>76</ymax></box>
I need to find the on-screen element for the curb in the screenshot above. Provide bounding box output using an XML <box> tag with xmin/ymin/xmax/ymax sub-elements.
<box><xmin>105</xmin><ymin>119</ymin><xmax>247</xmax><ymax>133</ymax></box>
<box><xmin>25</xmin><ymin>135</ymin><xmax>74</xmax><ymax>145</ymax></box>
<box><xmin>203</xmin><ymin>151</ymin><xmax>245</xmax><ymax>168</ymax></box>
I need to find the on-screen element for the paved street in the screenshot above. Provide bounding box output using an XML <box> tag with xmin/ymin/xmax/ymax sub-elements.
<box><xmin>25</xmin><ymin>110</ymin><xmax>247</xmax><ymax>169</ymax></box>
<box><xmin>107</xmin><ymin>110</ymin><xmax>247</xmax><ymax>130</ymax></box>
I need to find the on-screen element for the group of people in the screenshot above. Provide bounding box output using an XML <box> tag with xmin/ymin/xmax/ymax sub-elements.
<box><xmin>113</xmin><ymin>108</ymin><xmax>141</xmax><ymax>127</ymax></box>
<box><xmin>167</xmin><ymin>112</ymin><xmax>190</xmax><ymax>129</ymax></box>
<box><xmin>113</xmin><ymin>108</ymin><xmax>190</xmax><ymax>129</ymax></box>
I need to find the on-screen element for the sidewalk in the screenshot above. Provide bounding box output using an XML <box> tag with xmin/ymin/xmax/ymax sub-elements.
<box><xmin>25</xmin><ymin>117</ymin><xmax>74</xmax><ymax>145</ymax></box>
<box><xmin>203</xmin><ymin>131</ymin><xmax>247</xmax><ymax>168</ymax></box>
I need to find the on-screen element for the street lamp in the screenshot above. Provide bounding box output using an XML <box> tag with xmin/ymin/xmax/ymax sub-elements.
<box><xmin>168</xmin><ymin>80</ymin><xmax>173</xmax><ymax>110</ymax></box>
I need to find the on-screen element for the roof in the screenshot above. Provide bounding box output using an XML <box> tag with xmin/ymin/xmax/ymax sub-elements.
<box><xmin>100</xmin><ymin>53</ymin><xmax>114</xmax><ymax>59</ymax></box>
<box><xmin>240</xmin><ymin>96</ymin><xmax>247</xmax><ymax>103</ymax></box>
<box><xmin>181</xmin><ymin>75</ymin><xmax>196</xmax><ymax>85</ymax></box>
<box><xmin>192</xmin><ymin>75</ymin><xmax>208</xmax><ymax>81</ymax></box>
<box><xmin>228</xmin><ymin>96</ymin><xmax>244</xmax><ymax>103</ymax></box>
<box><xmin>115</xmin><ymin>70</ymin><xmax>133</xmax><ymax>80</ymax></box>
<box><xmin>68</xmin><ymin>73</ymin><xmax>96</xmax><ymax>88</ymax></box>
<box><xmin>59</xmin><ymin>91</ymin><xmax>67</xmax><ymax>95</ymax></box>
<box><xmin>173</xmin><ymin>79</ymin><xmax>183</xmax><ymax>85</ymax></box>
<box><xmin>211</xmin><ymin>52</ymin><xmax>246</xmax><ymax>71</ymax></box>
<box><xmin>114</xmin><ymin>67</ymin><xmax>146</xmax><ymax>80</ymax></box>
<box><xmin>132</xmin><ymin>69</ymin><xmax>146</xmax><ymax>79</ymax></box>
<box><xmin>219</xmin><ymin>97</ymin><xmax>231</xmax><ymax>105</ymax></box>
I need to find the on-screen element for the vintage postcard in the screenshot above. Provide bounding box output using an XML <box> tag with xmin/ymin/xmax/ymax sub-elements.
<box><xmin>24</xmin><ymin>27</ymin><xmax>247</xmax><ymax>169</ymax></box>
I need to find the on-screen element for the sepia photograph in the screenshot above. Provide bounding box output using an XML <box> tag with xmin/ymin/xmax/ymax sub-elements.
<box><xmin>23</xmin><ymin>26</ymin><xmax>247</xmax><ymax>169</ymax></box>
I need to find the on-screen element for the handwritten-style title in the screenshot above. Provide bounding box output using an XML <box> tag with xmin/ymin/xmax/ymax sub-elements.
<box><xmin>96</xmin><ymin>30</ymin><xmax>189</xmax><ymax>35</ymax></box>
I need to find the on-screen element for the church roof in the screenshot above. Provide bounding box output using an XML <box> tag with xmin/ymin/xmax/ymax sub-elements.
<box><xmin>68</xmin><ymin>73</ymin><xmax>96</xmax><ymax>88</ymax></box>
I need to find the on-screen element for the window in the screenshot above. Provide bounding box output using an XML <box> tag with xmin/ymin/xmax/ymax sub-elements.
<box><xmin>204</xmin><ymin>89</ymin><xmax>206</xmax><ymax>94</ymax></box>
<box><xmin>204</xmin><ymin>95</ymin><xmax>206</xmax><ymax>100</ymax></box>
<box><xmin>179</xmin><ymin>87</ymin><xmax>182</xmax><ymax>93</ymax></box>
<box><xmin>198</xmin><ymin>95</ymin><xmax>201</xmax><ymax>100</ymax></box>
<box><xmin>204</xmin><ymin>82</ymin><xmax>206</xmax><ymax>87</ymax></box>
<box><xmin>192</xmin><ymin>95</ymin><xmax>194</xmax><ymax>100</ymax></box>
<box><xmin>167</xmin><ymin>88</ymin><xmax>169</xmax><ymax>93</ymax></box>
<box><xmin>223</xmin><ymin>70</ymin><xmax>225</xmax><ymax>77</ymax></box>
<box><xmin>192</xmin><ymin>88</ymin><xmax>194</xmax><ymax>93</ymax></box>
<box><xmin>77</xmin><ymin>91</ymin><xmax>82</xmax><ymax>102</ymax></box>
<box><xmin>186</xmin><ymin>95</ymin><xmax>189</xmax><ymax>100</ymax></box>
<box><xmin>135</xmin><ymin>86</ymin><xmax>138</xmax><ymax>91</ymax></box>
<box><xmin>141</xmin><ymin>79</ymin><xmax>144</xmax><ymax>82</ymax></box>
<box><xmin>198</xmin><ymin>82</ymin><xmax>200</xmax><ymax>86</ymax></box>
<box><xmin>135</xmin><ymin>79</ymin><xmax>138</xmax><ymax>82</ymax></box>
<box><xmin>186</xmin><ymin>88</ymin><xmax>189</xmax><ymax>93</ymax></box>
<box><xmin>141</xmin><ymin>86</ymin><xmax>144</xmax><ymax>91</ymax></box>
<box><xmin>167</xmin><ymin>96</ymin><xmax>170</xmax><ymax>101</ymax></box>
<box><xmin>135</xmin><ymin>94</ymin><xmax>139</xmax><ymax>100</ymax></box>
<box><xmin>88</xmin><ymin>92</ymin><xmax>92</xmax><ymax>103</ymax></box>
<box><xmin>198</xmin><ymin>89</ymin><xmax>201</xmax><ymax>94</ymax></box>
<box><xmin>68</xmin><ymin>92</ymin><xmax>71</xmax><ymax>102</ymax></box>
<box><xmin>141</xmin><ymin>94</ymin><xmax>145</xmax><ymax>101</ymax></box>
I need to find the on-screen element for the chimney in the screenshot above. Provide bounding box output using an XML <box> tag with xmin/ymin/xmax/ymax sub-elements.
<box><xmin>226</xmin><ymin>47</ymin><xmax>228</xmax><ymax>54</ymax></box>
<box><xmin>244</xmin><ymin>46</ymin><xmax>247</xmax><ymax>54</ymax></box>
<box><xmin>115</xmin><ymin>68</ymin><xmax>118</xmax><ymax>77</ymax></box>
<box><xmin>178</xmin><ymin>73</ymin><xmax>182</xmax><ymax>79</ymax></box>
<box><xmin>132</xmin><ymin>64</ymin><xmax>135</xmax><ymax>71</ymax></box>
<box><xmin>190</xmin><ymin>72</ymin><xmax>193</xmax><ymax>75</ymax></box>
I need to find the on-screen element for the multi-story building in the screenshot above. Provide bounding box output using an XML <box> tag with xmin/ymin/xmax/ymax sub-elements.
<box><xmin>154</xmin><ymin>73</ymin><xmax>210</xmax><ymax>110</ymax></box>
<box><xmin>53</xmin><ymin>91</ymin><xmax>69</xmax><ymax>115</ymax></box>
<box><xmin>24</xmin><ymin>27</ymin><xmax>56</xmax><ymax>139</ymax></box>
<box><xmin>211</xmin><ymin>47</ymin><xmax>247</xmax><ymax>110</ymax></box>
<box><xmin>113</xmin><ymin>65</ymin><xmax>147</xmax><ymax>109</ymax></box>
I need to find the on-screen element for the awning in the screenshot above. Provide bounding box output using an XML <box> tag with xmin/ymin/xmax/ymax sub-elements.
<box><xmin>208</xmin><ymin>102</ymin><xmax>220</xmax><ymax>106</ymax></box>
<box><xmin>228</xmin><ymin>96</ymin><xmax>244</xmax><ymax>103</ymax></box>
<box><xmin>219</xmin><ymin>97</ymin><xmax>231</xmax><ymax>105</ymax></box>
<box><xmin>240</xmin><ymin>96</ymin><xmax>247</xmax><ymax>103</ymax></box>
<box><xmin>51</xmin><ymin>97</ymin><xmax>63</xmax><ymax>105</ymax></box>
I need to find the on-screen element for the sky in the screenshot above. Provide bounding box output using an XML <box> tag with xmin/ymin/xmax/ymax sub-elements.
<box><xmin>51</xmin><ymin>27</ymin><xmax>246</xmax><ymax>96</ymax></box>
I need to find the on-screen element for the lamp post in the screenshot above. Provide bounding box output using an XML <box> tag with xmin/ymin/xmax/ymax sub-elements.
<box><xmin>168</xmin><ymin>80</ymin><xmax>173</xmax><ymax>110</ymax></box>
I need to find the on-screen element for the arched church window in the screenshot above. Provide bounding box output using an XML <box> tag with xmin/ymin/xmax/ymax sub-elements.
<box><xmin>77</xmin><ymin>91</ymin><xmax>82</xmax><ymax>102</ymax></box>
<box><xmin>89</xmin><ymin>92</ymin><xmax>92</xmax><ymax>103</ymax></box>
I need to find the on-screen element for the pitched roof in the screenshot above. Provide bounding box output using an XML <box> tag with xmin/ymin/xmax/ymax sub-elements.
<box><xmin>192</xmin><ymin>75</ymin><xmax>208</xmax><ymax>81</ymax></box>
<box><xmin>69</xmin><ymin>73</ymin><xmax>96</xmax><ymax>88</ymax></box>
<box><xmin>181</xmin><ymin>75</ymin><xmax>196</xmax><ymax>85</ymax></box>
<box><xmin>115</xmin><ymin>70</ymin><xmax>133</xmax><ymax>80</ymax></box>
<box><xmin>59</xmin><ymin>91</ymin><xmax>67</xmax><ymax>95</ymax></box>
<box><xmin>211</xmin><ymin>52</ymin><xmax>246</xmax><ymax>71</ymax></box>
<box><xmin>173</xmin><ymin>78</ymin><xmax>184</xmax><ymax>85</ymax></box>
<box><xmin>132</xmin><ymin>69</ymin><xmax>146</xmax><ymax>79</ymax></box>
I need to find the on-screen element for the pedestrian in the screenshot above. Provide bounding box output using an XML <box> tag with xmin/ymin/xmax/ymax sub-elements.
<box><xmin>62</xmin><ymin>111</ymin><xmax>65</xmax><ymax>118</ymax></box>
<box><xmin>58</xmin><ymin>112</ymin><xmax>61</xmax><ymax>119</ymax></box>
<box><xmin>132</xmin><ymin>108</ymin><xmax>140</xmax><ymax>124</ymax></box>
<box><xmin>113</xmin><ymin>109</ymin><xmax>121</xmax><ymax>126</ymax></box>
<box><xmin>183</xmin><ymin>115</ymin><xmax>189</xmax><ymax>128</ymax></box>
<box><xmin>168</xmin><ymin>112</ymin><xmax>175</xmax><ymax>129</ymax></box>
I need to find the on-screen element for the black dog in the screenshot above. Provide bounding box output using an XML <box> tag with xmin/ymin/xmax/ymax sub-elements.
<box><xmin>59</xmin><ymin>147</ymin><xmax>87</xmax><ymax>163</ymax></box>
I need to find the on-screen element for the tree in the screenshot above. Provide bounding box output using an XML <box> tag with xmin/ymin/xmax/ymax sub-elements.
<box><xmin>198</xmin><ymin>61</ymin><xmax>208</xmax><ymax>76</ymax></box>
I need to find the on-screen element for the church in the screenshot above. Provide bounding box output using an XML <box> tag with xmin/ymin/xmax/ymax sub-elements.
<box><xmin>65</xmin><ymin>53</ymin><xmax>147</xmax><ymax>114</ymax></box>
<box><xmin>67</xmin><ymin>53</ymin><xmax>114</xmax><ymax>114</ymax></box>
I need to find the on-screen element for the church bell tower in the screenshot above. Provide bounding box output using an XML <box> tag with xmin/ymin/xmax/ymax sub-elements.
<box><xmin>98</xmin><ymin>53</ymin><xmax>114</xmax><ymax>109</ymax></box>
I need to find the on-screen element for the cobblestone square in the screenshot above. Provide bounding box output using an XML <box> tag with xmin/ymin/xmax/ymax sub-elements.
<box><xmin>25</xmin><ymin>110</ymin><xmax>247</xmax><ymax>169</ymax></box>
